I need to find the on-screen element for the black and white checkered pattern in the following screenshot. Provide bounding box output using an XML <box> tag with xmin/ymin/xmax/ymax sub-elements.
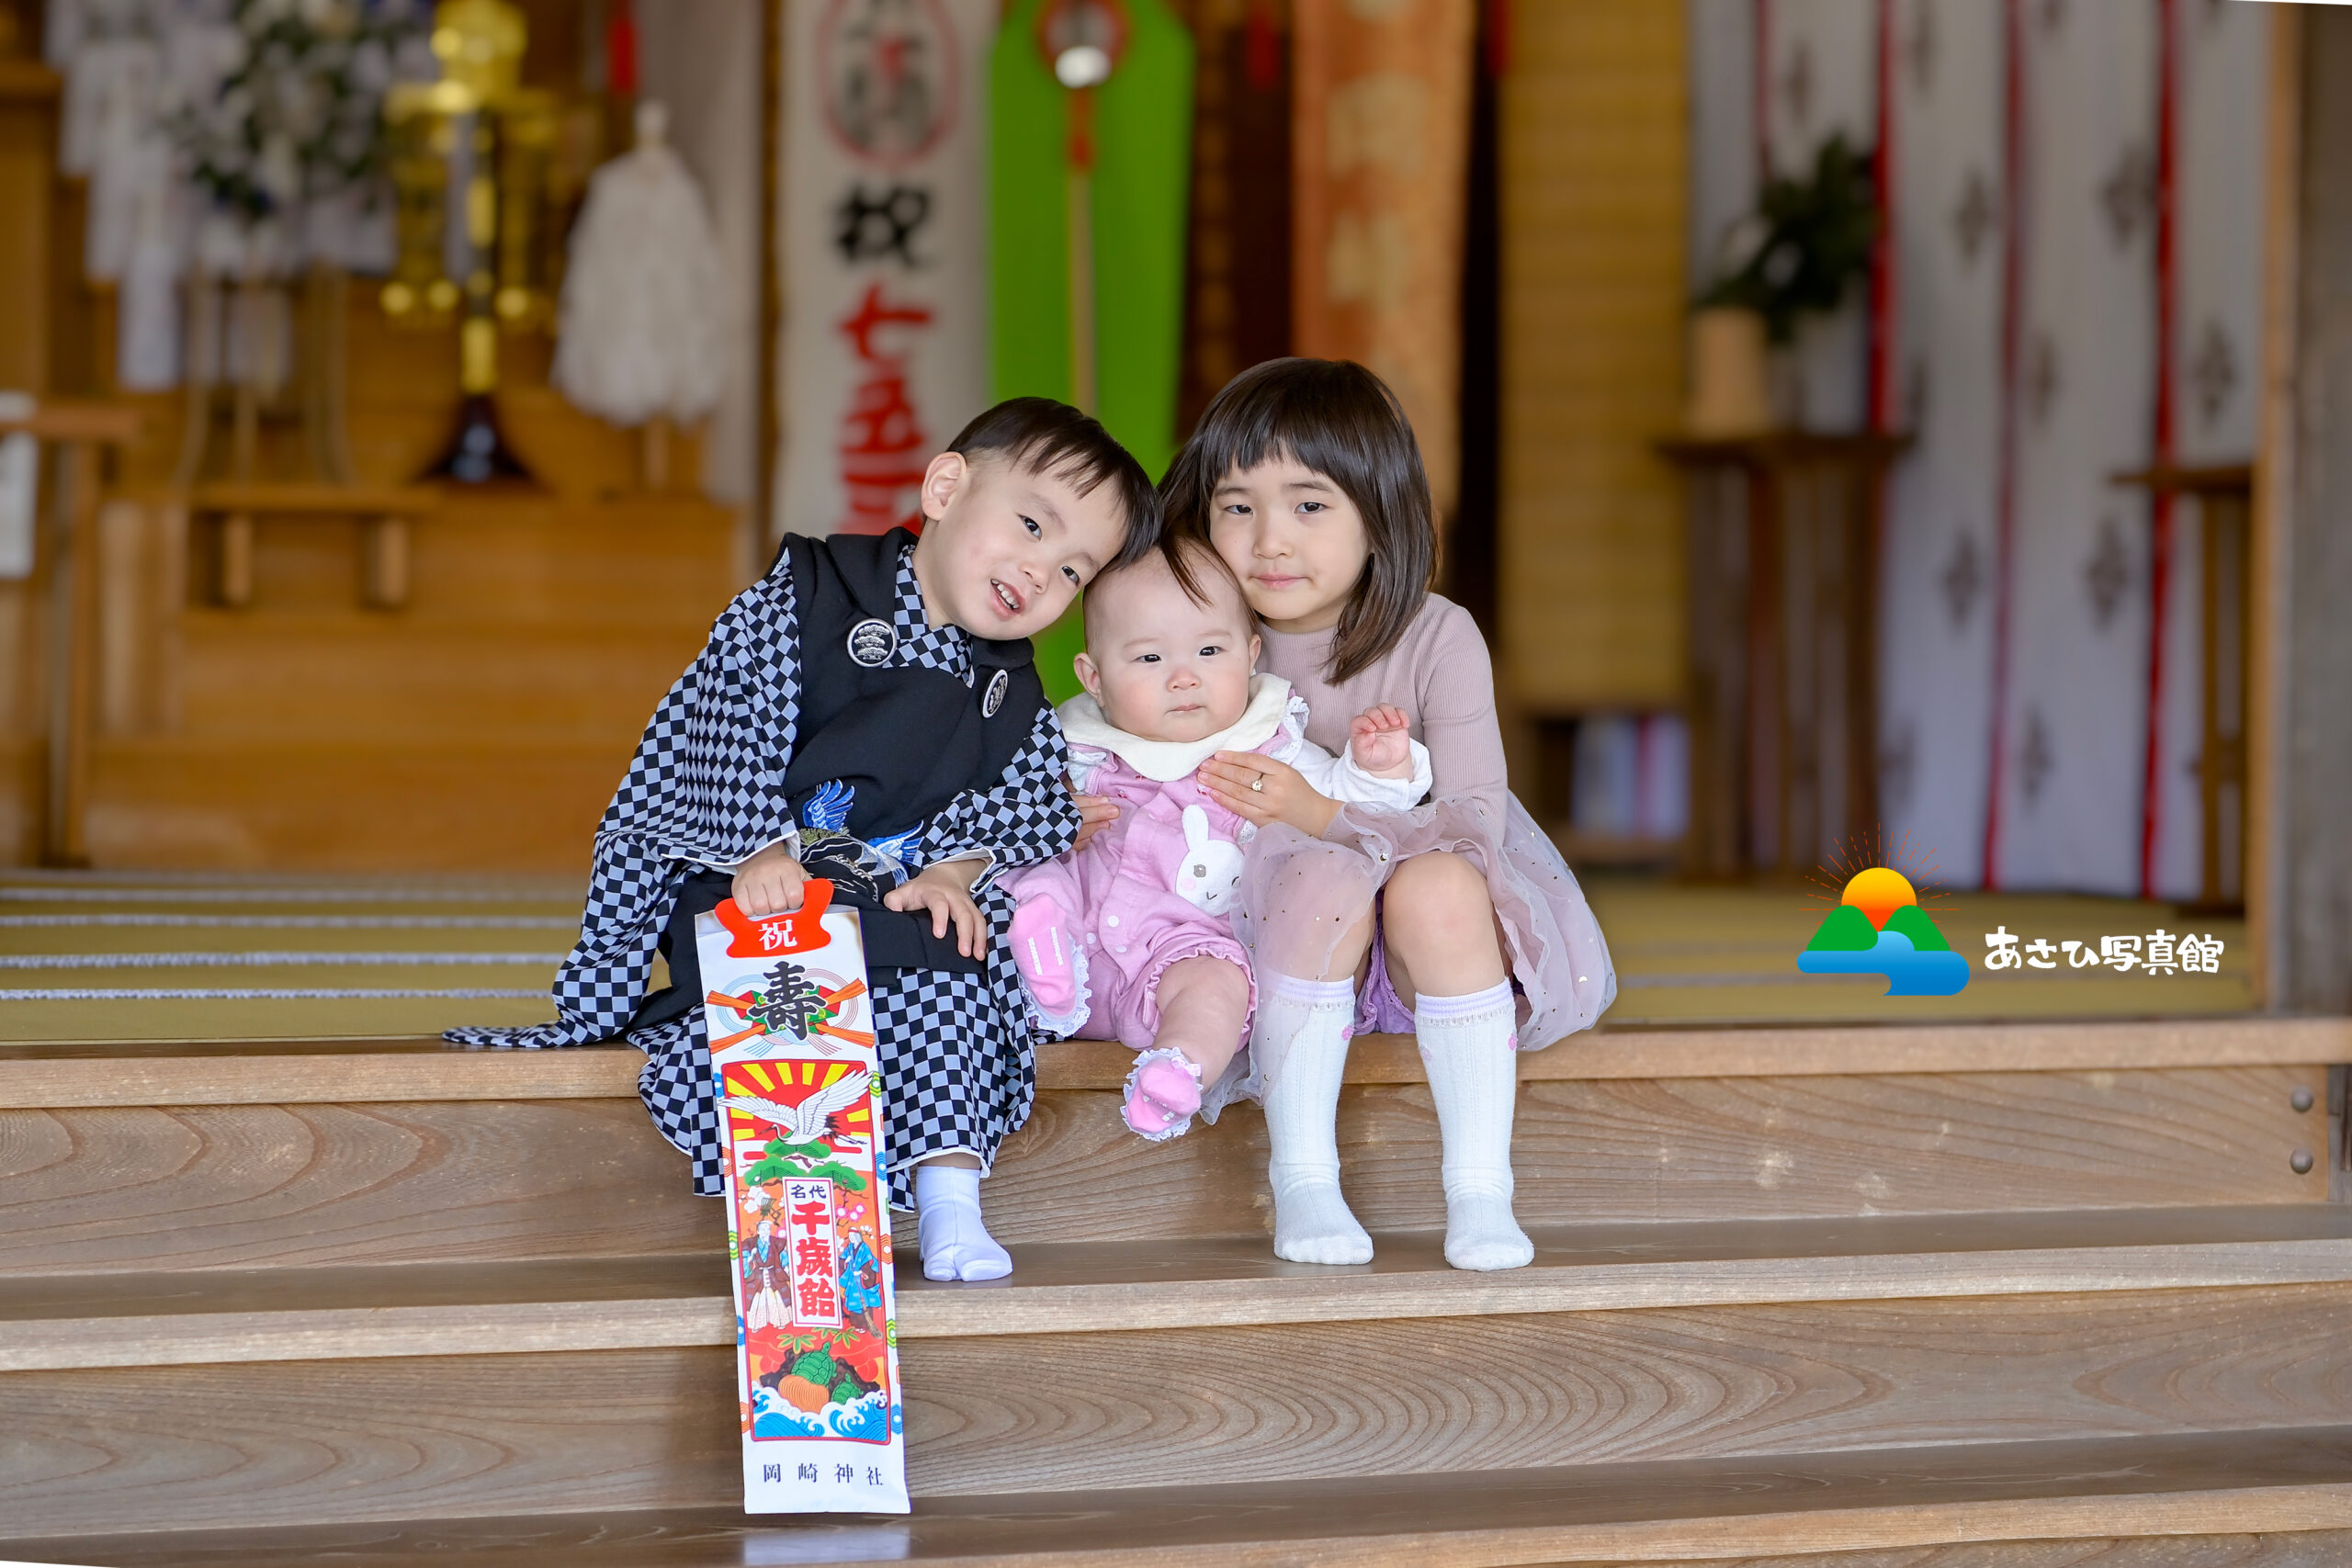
<box><xmin>890</xmin><ymin>551</ymin><xmax>975</xmax><ymax>684</ymax></box>
<box><xmin>448</xmin><ymin>541</ymin><xmax>1079</xmax><ymax>1203</ymax></box>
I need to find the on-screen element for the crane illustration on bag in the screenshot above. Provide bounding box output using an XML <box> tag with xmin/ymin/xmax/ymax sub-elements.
<box><xmin>724</xmin><ymin>1069</ymin><xmax>873</xmax><ymax>1152</ymax></box>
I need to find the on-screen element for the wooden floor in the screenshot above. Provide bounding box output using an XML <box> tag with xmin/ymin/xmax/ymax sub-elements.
<box><xmin>0</xmin><ymin>871</ymin><xmax>2254</xmax><ymax>1043</ymax></box>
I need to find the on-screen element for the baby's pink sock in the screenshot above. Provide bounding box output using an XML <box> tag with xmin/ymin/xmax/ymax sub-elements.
<box><xmin>1009</xmin><ymin>896</ymin><xmax>1086</xmax><ymax>1032</ymax></box>
<box><xmin>1121</xmin><ymin>1047</ymin><xmax>1203</xmax><ymax>1141</ymax></box>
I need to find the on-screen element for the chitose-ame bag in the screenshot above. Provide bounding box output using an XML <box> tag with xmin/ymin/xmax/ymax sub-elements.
<box><xmin>698</xmin><ymin>881</ymin><xmax>910</xmax><ymax>1514</ymax></box>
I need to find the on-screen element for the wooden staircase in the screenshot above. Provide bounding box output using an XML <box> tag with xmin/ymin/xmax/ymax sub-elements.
<box><xmin>4</xmin><ymin>1019</ymin><xmax>2352</xmax><ymax>1564</ymax></box>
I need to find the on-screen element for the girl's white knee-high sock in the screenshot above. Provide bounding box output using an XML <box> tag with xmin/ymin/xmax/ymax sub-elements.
<box><xmin>915</xmin><ymin>1162</ymin><xmax>1012</xmax><ymax>1282</ymax></box>
<box><xmin>1417</xmin><ymin>981</ymin><xmax>1534</xmax><ymax>1271</ymax></box>
<box><xmin>1257</xmin><ymin>974</ymin><xmax>1373</xmax><ymax>1266</ymax></box>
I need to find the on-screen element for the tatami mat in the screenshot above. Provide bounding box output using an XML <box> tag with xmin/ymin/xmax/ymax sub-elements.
<box><xmin>0</xmin><ymin>873</ymin><xmax>587</xmax><ymax>1041</ymax></box>
<box><xmin>0</xmin><ymin>869</ymin><xmax>2250</xmax><ymax>1043</ymax></box>
<box><xmin>1587</xmin><ymin>875</ymin><xmax>2252</xmax><ymax>1024</ymax></box>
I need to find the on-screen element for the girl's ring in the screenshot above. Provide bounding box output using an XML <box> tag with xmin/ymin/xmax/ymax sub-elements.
<box><xmin>1250</xmin><ymin>775</ymin><xmax>1265</xmax><ymax>793</ymax></box>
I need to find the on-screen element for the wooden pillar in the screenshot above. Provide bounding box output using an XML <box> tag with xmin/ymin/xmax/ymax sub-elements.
<box><xmin>2269</xmin><ymin>4</ymin><xmax>2352</xmax><ymax>1011</ymax></box>
<box><xmin>5</xmin><ymin>403</ymin><xmax>141</xmax><ymax>866</ymax></box>
<box><xmin>0</xmin><ymin>57</ymin><xmax>55</xmax><ymax>396</ymax></box>
<box><xmin>2202</xmin><ymin>486</ymin><xmax>2250</xmax><ymax>908</ymax></box>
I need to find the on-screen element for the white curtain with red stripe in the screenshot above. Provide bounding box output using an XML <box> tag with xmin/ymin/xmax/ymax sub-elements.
<box><xmin>1685</xmin><ymin>0</ymin><xmax>2267</xmax><ymax>894</ymax></box>
<box><xmin>1989</xmin><ymin>0</ymin><xmax>2158</xmax><ymax>895</ymax></box>
<box><xmin>1879</xmin><ymin>0</ymin><xmax>2004</xmax><ymax>889</ymax></box>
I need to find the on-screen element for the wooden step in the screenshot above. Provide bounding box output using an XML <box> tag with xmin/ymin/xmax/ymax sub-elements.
<box><xmin>7</xmin><ymin>1427</ymin><xmax>2352</xmax><ymax>1565</ymax></box>
<box><xmin>7</xmin><ymin>1213</ymin><xmax>2352</xmax><ymax>1531</ymax></box>
<box><xmin>13</xmin><ymin>1018</ymin><xmax>2344</xmax><ymax>1105</ymax></box>
<box><xmin>988</xmin><ymin>1062</ymin><xmax>2331</xmax><ymax>1242</ymax></box>
<box><xmin>2</xmin><ymin>1025</ymin><xmax>2338</xmax><ymax>1271</ymax></box>
<box><xmin>12</xmin><ymin>1208</ymin><xmax>2352</xmax><ymax>1368</ymax></box>
<box><xmin>0</xmin><ymin>1095</ymin><xmax>724</xmax><ymax>1275</ymax></box>
<box><xmin>6</xmin><ymin>1061</ymin><xmax>2326</xmax><ymax>1273</ymax></box>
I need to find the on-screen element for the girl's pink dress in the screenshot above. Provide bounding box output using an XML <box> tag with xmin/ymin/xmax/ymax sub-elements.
<box><xmin>1237</xmin><ymin>595</ymin><xmax>1616</xmax><ymax>1088</ymax></box>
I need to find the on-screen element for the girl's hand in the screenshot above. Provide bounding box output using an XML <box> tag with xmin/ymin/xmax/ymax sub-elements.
<box><xmin>732</xmin><ymin>842</ymin><xmax>808</xmax><ymax>917</ymax></box>
<box><xmin>883</xmin><ymin>859</ymin><xmax>987</xmax><ymax>958</ymax></box>
<box><xmin>1199</xmin><ymin>753</ymin><xmax>1340</xmax><ymax>837</ymax></box>
<box><xmin>1349</xmin><ymin>704</ymin><xmax>1415</xmax><ymax>779</ymax></box>
<box><xmin>1070</xmin><ymin>784</ymin><xmax>1118</xmax><ymax>851</ymax></box>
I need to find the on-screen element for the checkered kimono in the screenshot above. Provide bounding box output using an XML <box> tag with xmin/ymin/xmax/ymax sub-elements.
<box><xmin>448</xmin><ymin>543</ymin><xmax>1079</xmax><ymax>1206</ymax></box>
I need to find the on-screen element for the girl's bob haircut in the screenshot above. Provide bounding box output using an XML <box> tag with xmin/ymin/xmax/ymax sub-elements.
<box><xmin>1160</xmin><ymin>357</ymin><xmax>1436</xmax><ymax>684</ymax></box>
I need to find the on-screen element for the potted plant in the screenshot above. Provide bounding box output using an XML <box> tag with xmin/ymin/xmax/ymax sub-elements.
<box><xmin>1688</xmin><ymin>131</ymin><xmax>1881</xmax><ymax>436</ymax></box>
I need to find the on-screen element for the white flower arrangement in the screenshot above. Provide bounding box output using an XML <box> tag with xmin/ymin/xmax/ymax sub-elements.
<box><xmin>167</xmin><ymin>0</ymin><xmax>428</xmax><ymax>270</ymax></box>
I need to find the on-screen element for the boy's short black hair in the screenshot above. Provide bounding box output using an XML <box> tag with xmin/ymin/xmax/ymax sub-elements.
<box><xmin>947</xmin><ymin>398</ymin><xmax>1162</xmax><ymax>569</ymax></box>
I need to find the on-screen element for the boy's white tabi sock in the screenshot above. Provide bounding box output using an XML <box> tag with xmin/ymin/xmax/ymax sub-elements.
<box><xmin>1417</xmin><ymin>981</ymin><xmax>1534</xmax><ymax>1271</ymax></box>
<box><xmin>915</xmin><ymin>1162</ymin><xmax>1012</xmax><ymax>1282</ymax></box>
<box><xmin>1258</xmin><ymin>974</ymin><xmax>1374</xmax><ymax>1266</ymax></box>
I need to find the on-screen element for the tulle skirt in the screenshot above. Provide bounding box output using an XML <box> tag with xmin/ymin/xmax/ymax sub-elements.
<box><xmin>1201</xmin><ymin>789</ymin><xmax>1617</xmax><ymax>1117</ymax></box>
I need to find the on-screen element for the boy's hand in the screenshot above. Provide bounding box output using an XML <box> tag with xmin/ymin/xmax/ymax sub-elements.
<box><xmin>1199</xmin><ymin>753</ymin><xmax>1340</xmax><ymax>838</ymax></box>
<box><xmin>1349</xmin><ymin>705</ymin><xmax>1415</xmax><ymax>779</ymax></box>
<box><xmin>884</xmin><ymin>858</ymin><xmax>987</xmax><ymax>959</ymax></box>
<box><xmin>1071</xmin><ymin>784</ymin><xmax>1118</xmax><ymax>852</ymax></box>
<box><xmin>732</xmin><ymin>842</ymin><xmax>808</xmax><ymax>917</ymax></box>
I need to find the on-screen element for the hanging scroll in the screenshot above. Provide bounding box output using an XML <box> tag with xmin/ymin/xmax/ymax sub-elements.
<box><xmin>1292</xmin><ymin>0</ymin><xmax>1474</xmax><ymax>511</ymax></box>
<box><xmin>775</xmin><ymin>0</ymin><xmax>996</xmax><ymax>536</ymax></box>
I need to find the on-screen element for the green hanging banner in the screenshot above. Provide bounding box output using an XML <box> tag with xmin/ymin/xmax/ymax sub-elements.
<box><xmin>991</xmin><ymin>0</ymin><xmax>1194</xmax><ymax>702</ymax></box>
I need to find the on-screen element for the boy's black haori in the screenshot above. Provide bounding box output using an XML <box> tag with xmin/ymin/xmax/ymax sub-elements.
<box><xmin>1159</xmin><ymin>357</ymin><xmax>1437</xmax><ymax>682</ymax></box>
<box><xmin>775</xmin><ymin>531</ymin><xmax>1045</xmax><ymax>847</ymax></box>
<box><xmin>447</xmin><ymin>529</ymin><xmax>1080</xmax><ymax>1208</ymax></box>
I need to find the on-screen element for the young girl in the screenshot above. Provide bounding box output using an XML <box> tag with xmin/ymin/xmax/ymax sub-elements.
<box><xmin>1003</xmin><ymin>536</ymin><xmax>1432</xmax><ymax>1143</ymax></box>
<box><xmin>1161</xmin><ymin>357</ymin><xmax>1617</xmax><ymax>1273</ymax></box>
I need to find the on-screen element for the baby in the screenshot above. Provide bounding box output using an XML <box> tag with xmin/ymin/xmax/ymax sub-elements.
<box><xmin>1001</xmin><ymin>536</ymin><xmax>1431</xmax><ymax>1140</ymax></box>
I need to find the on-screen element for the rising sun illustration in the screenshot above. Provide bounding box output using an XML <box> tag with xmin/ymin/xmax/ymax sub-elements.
<box><xmin>1803</xmin><ymin>829</ymin><xmax>1951</xmax><ymax>919</ymax></box>
<box><xmin>1839</xmin><ymin>866</ymin><xmax>1917</xmax><ymax>930</ymax></box>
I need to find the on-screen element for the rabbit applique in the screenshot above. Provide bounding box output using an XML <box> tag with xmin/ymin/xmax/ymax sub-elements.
<box><xmin>1171</xmin><ymin>804</ymin><xmax>1245</xmax><ymax>917</ymax></box>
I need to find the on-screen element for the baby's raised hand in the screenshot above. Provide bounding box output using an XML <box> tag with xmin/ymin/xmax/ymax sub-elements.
<box><xmin>1349</xmin><ymin>705</ymin><xmax>1415</xmax><ymax>779</ymax></box>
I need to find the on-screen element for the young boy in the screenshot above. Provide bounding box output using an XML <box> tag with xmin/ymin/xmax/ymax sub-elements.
<box><xmin>449</xmin><ymin>399</ymin><xmax>1159</xmax><ymax>1283</ymax></box>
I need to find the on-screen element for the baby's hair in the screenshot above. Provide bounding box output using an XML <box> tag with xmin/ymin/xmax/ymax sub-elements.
<box><xmin>1082</xmin><ymin>534</ymin><xmax>1249</xmax><ymax>644</ymax></box>
<box><xmin>1159</xmin><ymin>358</ymin><xmax>1435</xmax><ymax>682</ymax></box>
<box><xmin>948</xmin><ymin>397</ymin><xmax>1162</xmax><ymax>570</ymax></box>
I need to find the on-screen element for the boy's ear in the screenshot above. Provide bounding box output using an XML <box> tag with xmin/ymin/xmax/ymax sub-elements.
<box><xmin>919</xmin><ymin>450</ymin><xmax>968</xmax><ymax>523</ymax></box>
<box><xmin>1072</xmin><ymin>649</ymin><xmax>1102</xmax><ymax>703</ymax></box>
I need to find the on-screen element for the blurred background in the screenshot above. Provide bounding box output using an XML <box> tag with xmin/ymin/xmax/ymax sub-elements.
<box><xmin>3</xmin><ymin>0</ymin><xmax>2346</xmax><ymax>1032</ymax></box>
